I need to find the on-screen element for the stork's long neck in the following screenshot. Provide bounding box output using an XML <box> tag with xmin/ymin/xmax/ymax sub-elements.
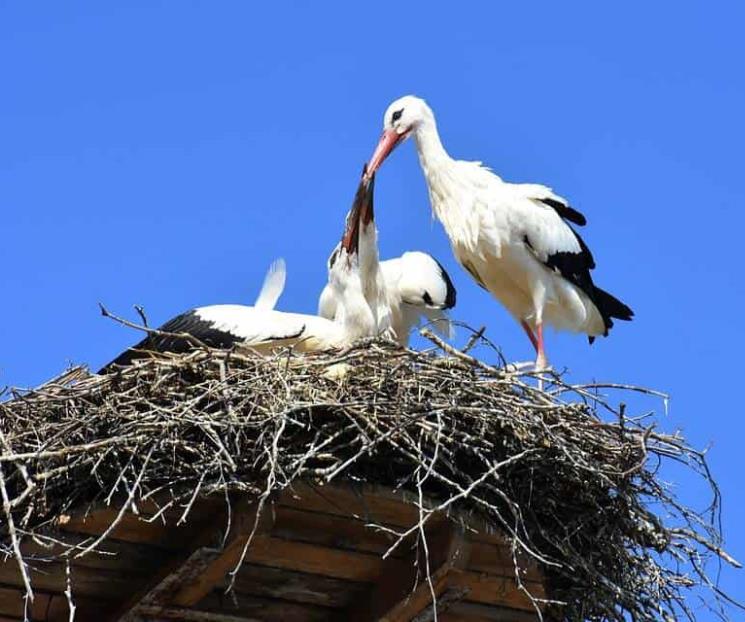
<box><xmin>412</xmin><ymin>119</ymin><xmax>471</xmax><ymax>241</ymax></box>
<box><xmin>358</xmin><ymin>226</ymin><xmax>393</xmax><ymax>336</ymax></box>
<box><xmin>413</xmin><ymin>118</ymin><xmax>451</xmax><ymax>179</ymax></box>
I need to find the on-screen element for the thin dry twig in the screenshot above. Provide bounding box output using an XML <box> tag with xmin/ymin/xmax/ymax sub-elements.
<box><xmin>0</xmin><ymin>330</ymin><xmax>740</xmax><ymax>622</ymax></box>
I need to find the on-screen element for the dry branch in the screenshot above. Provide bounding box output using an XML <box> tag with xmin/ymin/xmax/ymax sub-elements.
<box><xmin>0</xmin><ymin>331</ymin><xmax>740</xmax><ymax>622</ymax></box>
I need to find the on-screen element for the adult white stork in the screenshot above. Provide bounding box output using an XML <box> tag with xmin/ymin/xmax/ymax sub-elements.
<box><xmin>366</xmin><ymin>95</ymin><xmax>633</xmax><ymax>369</ymax></box>
<box><xmin>319</xmin><ymin>249</ymin><xmax>456</xmax><ymax>346</ymax></box>
<box><xmin>100</xmin><ymin>175</ymin><xmax>379</xmax><ymax>371</ymax></box>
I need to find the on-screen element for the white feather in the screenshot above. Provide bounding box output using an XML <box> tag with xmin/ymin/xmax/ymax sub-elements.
<box><xmin>319</xmin><ymin>251</ymin><xmax>456</xmax><ymax>346</ymax></box>
<box><xmin>396</xmin><ymin>96</ymin><xmax>605</xmax><ymax>336</ymax></box>
<box><xmin>253</xmin><ymin>258</ymin><xmax>287</xmax><ymax>310</ymax></box>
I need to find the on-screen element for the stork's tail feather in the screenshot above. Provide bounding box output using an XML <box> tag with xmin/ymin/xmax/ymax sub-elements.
<box><xmin>589</xmin><ymin>286</ymin><xmax>633</xmax><ymax>343</ymax></box>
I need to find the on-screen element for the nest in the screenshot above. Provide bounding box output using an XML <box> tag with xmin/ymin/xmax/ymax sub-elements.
<box><xmin>0</xmin><ymin>329</ymin><xmax>740</xmax><ymax>621</ymax></box>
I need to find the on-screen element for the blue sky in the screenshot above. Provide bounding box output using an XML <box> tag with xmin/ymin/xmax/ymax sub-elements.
<box><xmin>2</xmin><ymin>2</ymin><xmax>743</xmax><ymax>615</ymax></box>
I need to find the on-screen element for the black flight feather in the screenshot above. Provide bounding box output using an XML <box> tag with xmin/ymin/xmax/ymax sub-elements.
<box><xmin>538</xmin><ymin>197</ymin><xmax>587</xmax><ymax>227</ymax></box>
<box><xmin>99</xmin><ymin>310</ymin><xmax>244</xmax><ymax>372</ymax></box>
<box><xmin>526</xmin><ymin>227</ymin><xmax>633</xmax><ymax>341</ymax></box>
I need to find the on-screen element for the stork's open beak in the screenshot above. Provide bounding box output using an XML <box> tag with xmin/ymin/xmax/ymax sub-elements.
<box><xmin>367</xmin><ymin>129</ymin><xmax>404</xmax><ymax>176</ymax></box>
<box><xmin>341</xmin><ymin>168</ymin><xmax>375</xmax><ymax>256</ymax></box>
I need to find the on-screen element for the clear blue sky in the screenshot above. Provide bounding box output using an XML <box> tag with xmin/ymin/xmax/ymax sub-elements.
<box><xmin>2</xmin><ymin>2</ymin><xmax>743</xmax><ymax>615</ymax></box>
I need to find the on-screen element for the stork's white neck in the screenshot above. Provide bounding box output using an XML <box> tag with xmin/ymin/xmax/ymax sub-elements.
<box><xmin>412</xmin><ymin>118</ymin><xmax>451</xmax><ymax>176</ymax></box>
<box><xmin>411</xmin><ymin>115</ymin><xmax>483</xmax><ymax>252</ymax></box>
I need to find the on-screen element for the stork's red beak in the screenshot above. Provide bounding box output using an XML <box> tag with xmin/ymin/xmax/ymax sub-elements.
<box><xmin>341</xmin><ymin>169</ymin><xmax>375</xmax><ymax>256</ymax></box>
<box><xmin>367</xmin><ymin>129</ymin><xmax>403</xmax><ymax>176</ymax></box>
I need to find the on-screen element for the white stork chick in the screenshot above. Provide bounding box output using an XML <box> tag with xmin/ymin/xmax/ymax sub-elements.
<box><xmin>100</xmin><ymin>176</ymin><xmax>378</xmax><ymax>371</ymax></box>
<box><xmin>319</xmin><ymin>250</ymin><xmax>456</xmax><ymax>346</ymax></box>
<box><xmin>319</xmin><ymin>165</ymin><xmax>456</xmax><ymax>345</ymax></box>
<box><xmin>366</xmin><ymin>95</ymin><xmax>633</xmax><ymax>369</ymax></box>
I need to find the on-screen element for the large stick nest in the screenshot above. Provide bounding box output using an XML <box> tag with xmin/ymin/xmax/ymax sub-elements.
<box><xmin>0</xmin><ymin>330</ymin><xmax>740</xmax><ymax>621</ymax></box>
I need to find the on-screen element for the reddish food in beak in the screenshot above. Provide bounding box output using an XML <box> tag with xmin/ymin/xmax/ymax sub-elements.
<box><xmin>367</xmin><ymin>129</ymin><xmax>402</xmax><ymax>176</ymax></box>
<box><xmin>341</xmin><ymin>168</ymin><xmax>375</xmax><ymax>256</ymax></box>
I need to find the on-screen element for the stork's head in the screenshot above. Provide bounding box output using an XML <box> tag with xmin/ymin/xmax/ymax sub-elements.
<box><xmin>394</xmin><ymin>252</ymin><xmax>457</xmax><ymax>311</ymax></box>
<box><xmin>368</xmin><ymin>95</ymin><xmax>433</xmax><ymax>175</ymax></box>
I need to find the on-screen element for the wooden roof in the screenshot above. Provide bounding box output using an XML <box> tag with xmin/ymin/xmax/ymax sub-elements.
<box><xmin>0</xmin><ymin>482</ymin><xmax>543</xmax><ymax>621</ymax></box>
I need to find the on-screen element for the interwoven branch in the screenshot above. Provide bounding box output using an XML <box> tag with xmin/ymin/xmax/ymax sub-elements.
<box><xmin>0</xmin><ymin>333</ymin><xmax>740</xmax><ymax>621</ymax></box>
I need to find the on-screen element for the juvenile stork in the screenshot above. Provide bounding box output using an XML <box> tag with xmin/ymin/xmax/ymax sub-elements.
<box><xmin>101</xmin><ymin>175</ymin><xmax>378</xmax><ymax>371</ymax></box>
<box><xmin>319</xmin><ymin>249</ymin><xmax>456</xmax><ymax>346</ymax></box>
<box><xmin>366</xmin><ymin>95</ymin><xmax>633</xmax><ymax>369</ymax></box>
<box><xmin>318</xmin><ymin>167</ymin><xmax>456</xmax><ymax>345</ymax></box>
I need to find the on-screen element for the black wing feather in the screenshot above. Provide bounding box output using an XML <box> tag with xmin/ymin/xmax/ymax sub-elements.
<box><xmin>99</xmin><ymin>310</ymin><xmax>243</xmax><ymax>372</ymax></box>
<box><xmin>538</xmin><ymin>197</ymin><xmax>587</xmax><ymax>227</ymax></box>
<box><xmin>526</xmin><ymin>227</ymin><xmax>633</xmax><ymax>340</ymax></box>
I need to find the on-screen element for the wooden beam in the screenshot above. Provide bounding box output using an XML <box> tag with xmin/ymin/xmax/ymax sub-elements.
<box><xmin>108</xmin><ymin>499</ymin><xmax>402</xmax><ymax>619</ymax></box>
<box><xmin>446</xmin><ymin>570</ymin><xmax>544</xmax><ymax>611</ymax></box>
<box><xmin>339</xmin><ymin>520</ymin><xmax>472</xmax><ymax>622</ymax></box>
<box><xmin>58</xmin><ymin>509</ymin><xmax>190</xmax><ymax>552</ymax></box>
<box><xmin>0</xmin><ymin>584</ymin><xmax>116</xmax><ymax>622</ymax></box>
<box><xmin>280</xmin><ymin>482</ymin><xmax>516</xmax><ymax>549</ymax></box>
<box><xmin>233</xmin><ymin>534</ymin><xmax>393</xmax><ymax>582</ymax></box>
<box><xmin>439</xmin><ymin>601</ymin><xmax>540</xmax><ymax>621</ymax></box>
<box><xmin>273</xmin><ymin>505</ymin><xmax>405</xmax><ymax>556</ymax></box>
<box><xmin>190</xmin><ymin>592</ymin><xmax>335</xmax><ymax>622</ymax></box>
<box><xmin>169</xmin><ymin>503</ymin><xmax>276</xmax><ymax>607</ymax></box>
<box><xmin>410</xmin><ymin>587</ymin><xmax>471</xmax><ymax>621</ymax></box>
<box><xmin>221</xmin><ymin>564</ymin><xmax>368</xmax><ymax>608</ymax></box>
<box><xmin>112</xmin><ymin>497</ymin><xmax>274</xmax><ymax>621</ymax></box>
<box><xmin>136</xmin><ymin>605</ymin><xmax>256</xmax><ymax>622</ymax></box>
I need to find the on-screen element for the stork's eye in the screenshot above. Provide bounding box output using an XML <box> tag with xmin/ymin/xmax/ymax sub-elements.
<box><xmin>391</xmin><ymin>108</ymin><xmax>404</xmax><ymax>123</ymax></box>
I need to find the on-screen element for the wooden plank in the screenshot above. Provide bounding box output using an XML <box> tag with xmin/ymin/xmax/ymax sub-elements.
<box><xmin>280</xmin><ymin>489</ymin><xmax>541</xmax><ymax>582</ymax></box>
<box><xmin>273</xmin><ymin>505</ymin><xmax>407</xmax><ymax>556</ymax></box>
<box><xmin>58</xmin><ymin>509</ymin><xmax>193</xmax><ymax>552</ymax></box>
<box><xmin>281</xmin><ymin>482</ymin><xmax>514</xmax><ymax>549</ymax></box>
<box><xmin>170</xmin><ymin>502</ymin><xmax>275</xmax><ymax>607</ymax></box>
<box><xmin>113</xmin><ymin>497</ymin><xmax>273</xmax><ymax>619</ymax></box>
<box><xmin>0</xmin><ymin>558</ymin><xmax>153</xmax><ymax>600</ymax></box>
<box><xmin>410</xmin><ymin>587</ymin><xmax>471</xmax><ymax>621</ymax></box>
<box><xmin>279</xmin><ymin>481</ymin><xmax>428</xmax><ymax>527</ymax></box>
<box><xmin>238</xmin><ymin>535</ymin><xmax>390</xmax><ymax>582</ymax></box>
<box><xmin>20</xmin><ymin>533</ymin><xmax>177</xmax><ymax>572</ymax></box>
<box><xmin>227</xmin><ymin>564</ymin><xmax>368</xmax><ymax>608</ymax></box>
<box><xmin>467</xmin><ymin>541</ymin><xmax>542</xmax><ymax>584</ymax></box>
<box><xmin>197</xmin><ymin>592</ymin><xmax>335</xmax><ymax>622</ymax></box>
<box><xmin>136</xmin><ymin>604</ymin><xmax>258</xmax><ymax>621</ymax></box>
<box><xmin>447</xmin><ymin>571</ymin><xmax>544</xmax><ymax>611</ymax></box>
<box><xmin>440</xmin><ymin>601</ymin><xmax>539</xmax><ymax>621</ymax></box>
<box><xmin>339</xmin><ymin>521</ymin><xmax>471</xmax><ymax>622</ymax></box>
<box><xmin>0</xmin><ymin>584</ymin><xmax>115</xmax><ymax>622</ymax></box>
<box><xmin>0</xmin><ymin>585</ymin><xmax>37</xmax><ymax>620</ymax></box>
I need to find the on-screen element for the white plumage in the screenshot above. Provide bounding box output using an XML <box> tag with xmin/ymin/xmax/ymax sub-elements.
<box><xmin>253</xmin><ymin>258</ymin><xmax>287</xmax><ymax>311</ymax></box>
<box><xmin>319</xmin><ymin>250</ymin><xmax>456</xmax><ymax>345</ymax></box>
<box><xmin>101</xmin><ymin>176</ymin><xmax>380</xmax><ymax>370</ymax></box>
<box><xmin>318</xmin><ymin>168</ymin><xmax>456</xmax><ymax>346</ymax></box>
<box><xmin>367</xmin><ymin>95</ymin><xmax>633</xmax><ymax>368</ymax></box>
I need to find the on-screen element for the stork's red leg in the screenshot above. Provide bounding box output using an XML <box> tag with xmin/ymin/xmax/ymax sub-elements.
<box><xmin>535</xmin><ymin>322</ymin><xmax>548</xmax><ymax>370</ymax></box>
<box><xmin>521</xmin><ymin>321</ymin><xmax>538</xmax><ymax>352</ymax></box>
